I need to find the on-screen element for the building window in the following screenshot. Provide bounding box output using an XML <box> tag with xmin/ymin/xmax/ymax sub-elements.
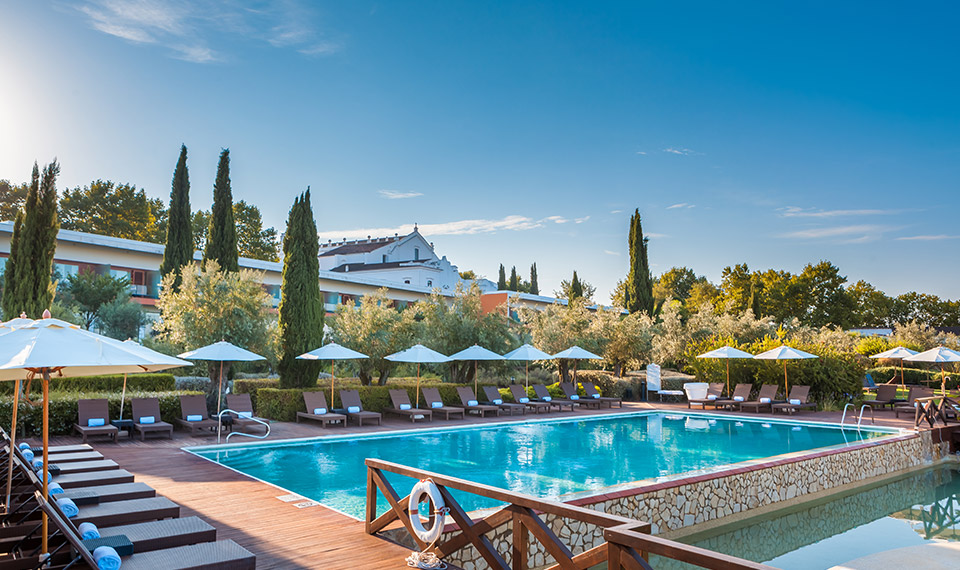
<box><xmin>414</xmin><ymin>248</ymin><xmax>420</xmax><ymax>261</ymax></box>
<box><xmin>404</xmin><ymin>279</ymin><xmax>411</xmax><ymax>285</ymax></box>
<box><xmin>382</xmin><ymin>254</ymin><xmax>387</xmax><ymax>263</ymax></box>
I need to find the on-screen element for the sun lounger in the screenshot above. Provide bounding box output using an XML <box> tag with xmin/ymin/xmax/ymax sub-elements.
<box><xmin>559</xmin><ymin>382</ymin><xmax>602</xmax><ymax>409</ymax></box>
<box><xmin>46</xmin><ymin>459</ymin><xmax>119</xmax><ymax>475</ymax></box>
<box><xmin>482</xmin><ymin>386</ymin><xmax>526</xmax><ymax>415</ymax></box>
<box><xmin>224</xmin><ymin>393</ymin><xmax>269</xmax><ymax>433</ymax></box>
<box><xmin>739</xmin><ymin>384</ymin><xmax>779</xmax><ymax>413</ymax></box>
<box><xmin>129</xmin><ymin>398</ymin><xmax>174</xmax><ymax>441</ymax></box>
<box><xmin>72</xmin><ymin>496</ymin><xmax>180</xmax><ymax>527</ymax></box>
<box><xmin>532</xmin><ymin>384</ymin><xmax>576</xmax><ymax>412</ymax></box>
<box><xmin>421</xmin><ymin>388</ymin><xmax>465</xmax><ymax>420</ymax></box>
<box><xmin>894</xmin><ymin>386</ymin><xmax>934</xmax><ymax>418</ymax></box>
<box><xmin>339</xmin><ymin>390</ymin><xmax>382</xmax><ymax>426</ymax></box>
<box><xmin>297</xmin><ymin>392</ymin><xmax>347</xmax><ymax>427</ymax></box>
<box><xmin>73</xmin><ymin>399</ymin><xmax>119</xmax><ymax>444</ymax></box>
<box><xmin>509</xmin><ymin>385</ymin><xmax>551</xmax><ymax>413</ymax></box>
<box><xmin>38</xmin><ymin>492</ymin><xmax>256</xmax><ymax>570</ymax></box>
<box><xmin>98</xmin><ymin>516</ymin><xmax>218</xmax><ymax>552</ymax></box>
<box><xmin>772</xmin><ymin>385</ymin><xmax>817</xmax><ymax>414</ymax></box>
<box><xmin>456</xmin><ymin>387</ymin><xmax>500</xmax><ymax>417</ymax></box>
<box><xmin>714</xmin><ymin>383</ymin><xmax>752</xmax><ymax>410</ymax></box>
<box><xmin>52</xmin><ymin>470</ymin><xmax>136</xmax><ymax>490</ymax></box>
<box><xmin>174</xmin><ymin>395</ymin><xmax>222</xmax><ymax>435</ymax></box>
<box><xmin>63</xmin><ymin>482</ymin><xmax>156</xmax><ymax>504</ymax></box>
<box><xmin>864</xmin><ymin>384</ymin><xmax>899</xmax><ymax>410</ymax></box>
<box><xmin>583</xmin><ymin>382</ymin><xmax>622</xmax><ymax>408</ymax></box>
<box><xmin>38</xmin><ymin>450</ymin><xmax>104</xmax><ymax>464</ymax></box>
<box><xmin>688</xmin><ymin>383</ymin><xmax>725</xmax><ymax>409</ymax></box>
<box><xmin>384</xmin><ymin>389</ymin><xmax>433</xmax><ymax>422</ymax></box>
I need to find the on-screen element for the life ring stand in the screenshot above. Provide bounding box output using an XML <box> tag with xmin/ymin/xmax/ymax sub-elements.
<box><xmin>408</xmin><ymin>478</ymin><xmax>447</xmax><ymax>545</ymax></box>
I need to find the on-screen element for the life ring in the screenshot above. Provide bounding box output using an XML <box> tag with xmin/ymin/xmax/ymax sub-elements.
<box><xmin>409</xmin><ymin>479</ymin><xmax>445</xmax><ymax>544</ymax></box>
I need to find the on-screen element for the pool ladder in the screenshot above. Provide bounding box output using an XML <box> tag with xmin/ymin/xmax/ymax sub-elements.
<box><xmin>840</xmin><ymin>403</ymin><xmax>874</xmax><ymax>429</ymax></box>
<box><xmin>216</xmin><ymin>408</ymin><xmax>271</xmax><ymax>444</ymax></box>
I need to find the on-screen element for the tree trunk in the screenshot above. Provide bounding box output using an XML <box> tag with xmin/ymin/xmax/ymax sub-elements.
<box><xmin>613</xmin><ymin>363</ymin><xmax>622</xmax><ymax>378</ymax></box>
<box><xmin>358</xmin><ymin>370</ymin><xmax>372</xmax><ymax>386</ymax></box>
<box><xmin>377</xmin><ymin>370</ymin><xmax>389</xmax><ymax>386</ymax></box>
<box><xmin>558</xmin><ymin>361</ymin><xmax>570</xmax><ymax>383</ymax></box>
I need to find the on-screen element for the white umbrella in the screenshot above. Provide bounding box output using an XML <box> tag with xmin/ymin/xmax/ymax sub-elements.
<box><xmin>449</xmin><ymin>345</ymin><xmax>505</xmax><ymax>394</ymax></box>
<box><xmin>0</xmin><ymin>315</ymin><xmax>184</xmax><ymax>554</ymax></box>
<box><xmin>504</xmin><ymin>344</ymin><xmax>554</xmax><ymax>388</ymax></box>
<box><xmin>298</xmin><ymin>343</ymin><xmax>368</xmax><ymax>407</ymax></box>
<box><xmin>869</xmin><ymin>346</ymin><xmax>919</xmax><ymax>388</ymax></box>
<box><xmin>753</xmin><ymin>345</ymin><xmax>818</xmax><ymax>395</ymax></box>
<box><xmin>552</xmin><ymin>345</ymin><xmax>602</xmax><ymax>385</ymax></box>
<box><xmin>118</xmin><ymin>340</ymin><xmax>190</xmax><ymax>419</ymax></box>
<box><xmin>385</xmin><ymin>344</ymin><xmax>450</xmax><ymax>407</ymax></box>
<box><xmin>696</xmin><ymin>346</ymin><xmax>755</xmax><ymax>396</ymax></box>
<box><xmin>179</xmin><ymin>341</ymin><xmax>265</xmax><ymax>419</ymax></box>
<box><xmin>904</xmin><ymin>347</ymin><xmax>960</xmax><ymax>395</ymax></box>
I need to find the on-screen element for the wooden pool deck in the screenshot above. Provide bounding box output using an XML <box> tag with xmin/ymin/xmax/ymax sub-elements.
<box><xmin>30</xmin><ymin>402</ymin><xmax>951</xmax><ymax>568</ymax></box>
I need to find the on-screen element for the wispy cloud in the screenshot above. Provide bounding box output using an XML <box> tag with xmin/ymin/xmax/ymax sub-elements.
<box><xmin>895</xmin><ymin>234</ymin><xmax>960</xmax><ymax>241</ymax></box>
<box><xmin>610</xmin><ymin>210</ymin><xmax>622</xmax><ymax>214</ymax></box>
<box><xmin>635</xmin><ymin>151</ymin><xmax>647</xmax><ymax>156</ymax></box>
<box><xmin>574</xmin><ymin>216</ymin><xmax>590</xmax><ymax>224</ymax></box>
<box><xmin>779</xmin><ymin>207</ymin><xmax>901</xmax><ymax>218</ymax></box>
<box><xmin>544</xmin><ymin>216</ymin><xmax>568</xmax><ymax>224</ymax></box>
<box><xmin>75</xmin><ymin>0</ymin><xmax>341</xmax><ymax>63</ymax></box>
<box><xmin>666</xmin><ymin>203</ymin><xmax>695</xmax><ymax>210</ymax></box>
<box><xmin>646</xmin><ymin>232</ymin><xmax>668</xmax><ymax>239</ymax></box>
<box><xmin>603</xmin><ymin>250</ymin><xmax>620</xmax><ymax>256</ymax></box>
<box><xmin>779</xmin><ymin>224</ymin><xmax>890</xmax><ymax>242</ymax></box>
<box><xmin>663</xmin><ymin>147</ymin><xmax>700</xmax><ymax>156</ymax></box>
<box><xmin>378</xmin><ymin>190</ymin><xmax>423</xmax><ymax>200</ymax></box>
<box><xmin>318</xmin><ymin>216</ymin><xmax>545</xmax><ymax>240</ymax></box>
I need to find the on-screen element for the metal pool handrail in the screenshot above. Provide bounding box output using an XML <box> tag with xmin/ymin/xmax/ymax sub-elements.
<box><xmin>365</xmin><ymin>457</ymin><xmax>775</xmax><ymax>570</ymax></box>
<box><xmin>216</xmin><ymin>408</ymin><xmax>270</xmax><ymax>444</ymax></box>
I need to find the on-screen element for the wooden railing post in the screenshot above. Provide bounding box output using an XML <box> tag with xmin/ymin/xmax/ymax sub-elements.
<box><xmin>606</xmin><ymin>542</ymin><xmax>623</xmax><ymax>570</ymax></box>
<box><xmin>512</xmin><ymin>509</ymin><xmax>526</xmax><ymax>570</ymax></box>
<box><xmin>364</xmin><ymin>465</ymin><xmax>377</xmax><ymax>534</ymax></box>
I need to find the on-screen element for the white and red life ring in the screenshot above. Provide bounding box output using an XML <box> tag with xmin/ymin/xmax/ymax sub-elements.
<box><xmin>408</xmin><ymin>479</ymin><xmax>445</xmax><ymax>544</ymax></box>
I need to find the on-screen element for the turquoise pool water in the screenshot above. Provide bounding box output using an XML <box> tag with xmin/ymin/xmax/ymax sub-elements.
<box><xmin>658</xmin><ymin>465</ymin><xmax>960</xmax><ymax>569</ymax></box>
<box><xmin>188</xmin><ymin>411</ymin><xmax>893</xmax><ymax>519</ymax></box>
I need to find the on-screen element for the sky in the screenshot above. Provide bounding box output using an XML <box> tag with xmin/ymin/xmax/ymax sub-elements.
<box><xmin>1</xmin><ymin>1</ymin><xmax>958</xmax><ymax>304</ymax></box>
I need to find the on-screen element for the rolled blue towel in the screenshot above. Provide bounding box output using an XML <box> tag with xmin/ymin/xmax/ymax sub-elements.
<box><xmin>32</xmin><ymin>458</ymin><xmax>44</xmax><ymax>471</ymax></box>
<box><xmin>79</xmin><ymin>522</ymin><xmax>100</xmax><ymax>540</ymax></box>
<box><xmin>21</xmin><ymin>449</ymin><xmax>34</xmax><ymax>462</ymax></box>
<box><xmin>56</xmin><ymin>497</ymin><xmax>79</xmax><ymax>518</ymax></box>
<box><xmin>92</xmin><ymin>546</ymin><xmax>122</xmax><ymax>570</ymax></box>
<box><xmin>48</xmin><ymin>482</ymin><xmax>64</xmax><ymax>495</ymax></box>
<box><xmin>18</xmin><ymin>442</ymin><xmax>31</xmax><ymax>451</ymax></box>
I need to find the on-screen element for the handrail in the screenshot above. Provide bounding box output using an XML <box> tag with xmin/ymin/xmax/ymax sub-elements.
<box><xmin>365</xmin><ymin>458</ymin><xmax>770</xmax><ymax>570</ymax></box>
<box><xmin>216</xmin><ymin>408</ymin><xmax>270</xmax><ymax>444</ymax></box>
<box><xmin>840</xmin><ymin>403</ymin><xmax>855</xmax><ymax>427</ymax></box>
<box><xmin>857</xmin><ymin>404</ymin><xmax>874</xmax><ymax>428</ymax></box>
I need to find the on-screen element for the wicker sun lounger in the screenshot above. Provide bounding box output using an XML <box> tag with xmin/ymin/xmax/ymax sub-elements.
<box><xmin>714</xmin><ymin>383</ymin><xmax>753</xmax><ymax>410</ymax></box>
<box><xmin>583</xmin><ymin>382</ymin><xmax>622</xmax><ymax>408</ymax></box>
<box><xmin>560</xmin><ymin>382</ymin><xmax>602</xmax><ymax>409</ymax></box>
<box><xmin>46</xmin><ymin>459</ymin><xmax>120</xmax><ymax>475</ymax></box>
<box><xmin>421</xmin><ymin>388</ymin><xmax>465</xmax><ymax>420</ymax></box>
<box><xmin>339</xmin><ymin>390</ymin><xmax>382</xmax><ymax>426</ymax></box>
<box><xmin>772</xmin><ymin>385</ymin><xmax>817</xmax><ymax>414</ymax></box>
<box><xmin>38</xmin><ymin>493</ymin><xmax>256</xmax><ymax>570</ymax></box>
<box><xmin>130</xmin><ymin>398</ymin><xmax>174</xmax><ymax>441</ymax></box>
<box><xmin>509</xmin><ymin>385</ymin><xmax>551</xmax><ymax>413</ymax></box>
<box><xmin>482</xmin><ymin>386</ymin><xmax>526</xmax><ymax>415</ymax></box>
<box><xmin>53</xmin><ymin>469</ymin><xmax>136</xmax><ymax>490</ymax></box>
<box><xmin>688</xmin><ymin>383</ymin><xmax>725</xmax><ymax>410</ymax></box>
<box><xmin>297</xmin><ymin>392</ymin><xmax>347</xmax><ymax>427</ymax></box>
<box><xmin>532</xmin><ymin>384</ymin><xmax>576</xmax><ymax>412</ymax></box>
<box><xmin>384</xmin><ymin>390</ymin><xmax>433</xmax><ymax>423</ymax></box>
<box><xmin>456</xmin><ymin>387</ymin><xmax>500</xmax><ymax>417</ymax></box>
<box><xmin>73</xmin><ymin>399</ymin><xmax>119</xmax><ymax>444</ymax></box>
<box><xmin>739</xmin><ymin>384</ymin><xmax>779</xmax><ymax>413</ymax></box>
<box><xmin>224</xmin><ymin>393</ymin><xmax>269</xmax><ymax>433</ymax></box>
<box><xmin>864</xmin><ymin>384</ymin><xmax>900</xmax><ymax>410</ymax></box>
<box><xmin>73</xmin><ymin>496</ymin><xmax>180</xmax><ymax>527</ymax></box>
<box><xmin>175</xmin><ymin>395</ymin><xmax>221</xmax><ymax>435</ymax></box>
<box><xmin>98</xmin><ymin>517</ymin><xmax>218</xmax><ymax>553</ymax></box>
<box><xmin>39</xmin><ymin>450</ymin><xmax>104</xmax><ymax>464</ymax></box>
<box><xmin>62</xmin><ymin>482</ymin><xmax>156</xmax><ymax>504</ymax></box>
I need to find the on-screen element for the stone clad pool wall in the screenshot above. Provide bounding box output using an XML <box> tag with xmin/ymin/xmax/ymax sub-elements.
<box><xmin>425</xmin><ymin>430</ymin><xmax>952</xmax><ymax>570</ymax></box>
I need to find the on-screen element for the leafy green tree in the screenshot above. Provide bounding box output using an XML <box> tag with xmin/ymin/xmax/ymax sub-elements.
<box><xmin>529</xmin><ymin>263</ymin><xmax>539</xmax><ymax>295</ymax></box>
<box><xmin>624</xmin><ymin>209</ymin><xmax>654</xmax><ymax>315</ymax></box>
<box><xmin>160</xmin><ymin>145</ymin><xmax>193</xmax><ymax>291</ymax></box>
<box><xmin>98</xmin><ymin>292</ymin><xmax>146</xmax><ymax>340</ymax></box>
<box><xmin>458</xmin><ymin>269</ymin><xmax>479</xmax><ymax>280</ymax></box>
<box><xmin>556</xmin><ymin>274</ymin><xmax>596</xmax><ymax>302</ymax></box>
<box><xmin>653</xmin><ymin>267</ymin><xmax>698</xmax><ymax>304</ymax></box>
<box><xmin>522</xmin><ymin>297</ymin><xmax>598</xmax><ymax>382</ymax></box>
<box><xmin>686</xmin><ymin>280</ymin><xmax>720</xmax><ymax>312</ymax></box>
<box><xmin>508</xmin><ymin>266</ymin><xmax>520</xmax><ymax>291</ymax></box>
<box><xmin>234</xmin><ymin>201</ymin><xmax>279</xmax><ymax>261</ymax></box>
<box><xmin>2</xmin><ymin>161</ymin><xmax>59</xmax><ymax>319</ymax></box>
<box><xmin>329</xmin><ymin>288</ymin><xmax>418</xmax><ymax>385</ymax></box>
<box><xmin>59</xmin><ymin>180</ymin><xmax>165</xmax><ymax>242</ymax></box>
<box><xmin>0</xmin><ymin>180</ymin><xmax>28</xmax><ymax>221</ymax></box>
<box><xmin>569</xmin><ymin>271</ymin><xmax>584</xmax><ymax>302</ymax></box>
<box><xmin>719</xmin><ymin>263</ymin><xmax>752</xmax><ymax>314</ymax></box>
<box><xmin>590</xmin><ymin>308</ymin><xmax>657</xmax><ymax>376</ymax></box>
<box><xmin>795</xmin><ymin>261</ymin><xmax>856</xmax><ymax>328</ymax></box>
<box><xmin>497</xmin><ymin>264</ymin><xmax>507</xmax><ymax>290</ymax></box>
<box><xmin>60</xmin><ymin>269</ymin><xmax>129</xmax><ymax>330</ymax></box>
<box><xmin>191</xmin><ymin>210</ymin><xmax>210</xmax><ymax>251</ymax></box>
<box><xmin>203</xmin><ymin>149</ymin><xmax>239</xmax><ymax>272</ymax></box>
<box><xmin>848</xmin><ymin>280</ymin><xmax>893</xmax><ymax>327</ymax></box>
<box><xmin>277</xmin><ymin>190</ymin><xmax>324</xmax><ymax>388</ymax></box>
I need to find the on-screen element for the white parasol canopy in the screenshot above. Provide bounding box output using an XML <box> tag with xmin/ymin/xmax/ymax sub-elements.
<box><xmin>298</xmin><ymin>343</ymin><xmax>368</xmax><ymax>407</ymax></box>
<box><xmin>552</xmin><ymin>345</ymin><xmax>602</xmax><ymax>385</ymax></box>
<box><xmin>754</xmin><ymin>345</ymin><xmax>818</xmax><ymax>395</ymax></box>
<box><xmin>696</xmin><ymin>346</ymin><xmax>755</xmax><ymax>395</ymax></box>
<box><xmin>386</xmin><ymin>345</ymin><xmax>450</xmax><ymax>407</ymax></box>
<box><xmin>904</xmin><ymin>347</ymin><xmax>960</xmax><ymax>394</ymax></box>
<box><xmin>869</xmin><ymin>346</ymin><xmax>919</xmax><ymax>387</ymax></box>
<box><xmin>179</xmin><ymin>341</ymin><xmax>265</xmax><ymax>418</ymax></box>
<box><xmin>449</xmin><ymin>345</ymin><xmax>505</xmax><ymax>394</ymax></box>
<box><xmin>504</xmin><ymin>344</ymin><xmax>554</xmax><ymax>388</ymax></box>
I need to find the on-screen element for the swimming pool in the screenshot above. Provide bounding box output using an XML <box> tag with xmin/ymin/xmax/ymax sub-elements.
<box><xmin>187</xmin><ymin>411</ymin><xmax>896</xmax><ymax>519</ymax></box>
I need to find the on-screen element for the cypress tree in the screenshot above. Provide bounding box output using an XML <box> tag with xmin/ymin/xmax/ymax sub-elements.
<box><xmin>1</xmin><ymin>210</ymin><xmax>23</xmax><ymax>319</ymax></box>
<box><xmin>203</xmin><ymin>149</ymin><xmax>239</xmax><ymax>272</ymax></box>
<box><xmin>278</xmin><ymin>188</ymin><xmax>324</xmax><ymax>388</ymax></box>
<box><xmin>624</xmin><ymin>209</ymin><xmax>654</xmax><ymax>315</ymax></box>
<box><xmin>569</xmin><ymin>271</ymin><xmax>584</xmax><ymax>302</ymax></box>
<box><xmin>497</xmin><ymin>264</ymin><xmax>507</xmax><ymax>290</ymax></box>
<box><xmin>160</xmin><ymin>145</ymin><xmax>193</xmax><ymax>291</ymax></box>
<box><xmin>508</xmin><ymin>266</ymin><xmax>519</xmax><ymax>291</ymax></box>
<box><xmin>529</xmin><ymin>263</ymin><xmax>539</xmax><ymax>295</ymax></box>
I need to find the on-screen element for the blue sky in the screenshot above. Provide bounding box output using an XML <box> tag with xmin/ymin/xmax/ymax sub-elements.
<box><xmin>1</xmin><ymin>1</ymin><xmax>957</xmax><ymax>303</ymax></box>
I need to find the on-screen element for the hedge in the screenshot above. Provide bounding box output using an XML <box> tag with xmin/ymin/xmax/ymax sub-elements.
<box><xmin>0</xmin><ymin>374</ymin><xmax>175</xmax><ymax>395</ymax></box>
<box><xmin>866</xmin><ymin>366</ymin><xmax>957</xmax><ymax>390</ymax></box>
<box><xmin>555</xmin><ymin>371</ymin><xmax>647</xmax><ymax>401</ymax></box>
<box><xmin>0</xmin><ymin>390</ymin><xmax>204</xmax><ymax>437</ymax></box>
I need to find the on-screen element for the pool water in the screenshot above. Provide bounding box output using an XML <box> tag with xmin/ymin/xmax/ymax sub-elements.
<box><xmin>658</xmin><ymin>465</ymin><xmax>960</xmax><ymax>570</ymax></box>
<box><xmin>188</xmin><ymin>411</ymin><xmax>891</xmax><ymax>519</ymax></box>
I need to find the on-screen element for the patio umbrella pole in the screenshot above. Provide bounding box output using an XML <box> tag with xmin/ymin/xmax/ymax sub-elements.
<box><xmin>4</xmin><ymin>378</ymin><xmax>20</xmax><ymax>513</ymax></box>
<box><xmin>119</xmin><ymin>374</ymin><xmax>128</xmax><ymax>419</ymax></box>
<box><xmin>783</xmin><ymin>361</ymin><xmax>788</xmax><ymax>396</ymax></box>
<box><xmin>474</xmin><ymin>360</ymin><xmax>478</xmax><ymax>396</ymax></box>
<box><xmin>726</xmin><ymin>360</ymin><xmax>730</xmax><ymax>397</ymax></box>
<box><xmin>525</xmin><ymin>362</ymin><xmax>529</xmax><ymax>389</ymax></box>
<box><xmin>330</xmin><ymin>361</ymin><xmax>335</xmax><ymax>408</ymax></box>
<box><xmin>900</xmin><ymin>358</ymin><xmax>905</xmax><ymax>388</ymax></box>
<box><xmin>41</xmin><ymin>369</ymin><xmax>50</xmax><ymax>556</ymax></box>
<box><xmin>216</xmin><ymin>360</ymin><xmax>224</xmax><ymax>418</ymax></box>
<box><xmin>416</xmin><ymin>363</ymin><xmax>421</xmax><ymax>408</ymax></box>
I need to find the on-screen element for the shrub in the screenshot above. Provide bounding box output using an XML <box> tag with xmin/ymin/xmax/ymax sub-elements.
<box><xmin>866</xmin><ymin>366</ymin><xmax>956</xmax><ymax>389</ymax></box>
<box><xmin>0</xmin><ymin>374</ymin><xmax>175</xmax><ymax>395</ymax></box>
<box><xmin>0</xmin><ymin>390</ymin><xmax>203</xmax><ymax>437</ymax></box>
<box><xmin>560</xmin><ymin>370</ymin><xmax>646</xmax><ymax>400</ymax></box>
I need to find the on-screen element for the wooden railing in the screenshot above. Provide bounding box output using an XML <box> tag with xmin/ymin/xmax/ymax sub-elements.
<box><xmin>365</xmin><ymin>458</ymin><xmax>776</xmax><ymax>570</ymax></box>
<box><xmin>915</xmin><ymin>396</ymin><xmax>959</xmax><ymax>428</ymax></box>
